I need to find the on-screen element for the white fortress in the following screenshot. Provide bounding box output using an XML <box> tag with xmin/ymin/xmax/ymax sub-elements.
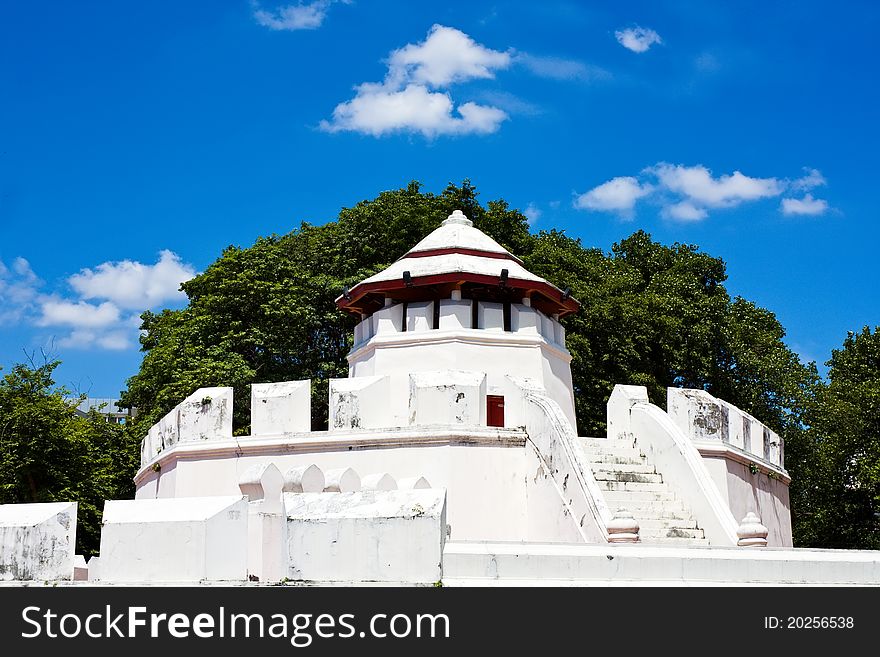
<box><xmin>3</xmin><ymin>211</ymin><xmax>879</xmax><ymax>585</ymax></box>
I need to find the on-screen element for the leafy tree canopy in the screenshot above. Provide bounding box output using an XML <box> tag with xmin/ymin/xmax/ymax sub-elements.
<box><xmin>0</xmin><ymin>359</ymin><xmax>137</xmax><ymax>556</ymax></box>
<box><xmin>790</xmin><ymin>326</ymin><xmax>880</xmax><ymax>549</ymax></box>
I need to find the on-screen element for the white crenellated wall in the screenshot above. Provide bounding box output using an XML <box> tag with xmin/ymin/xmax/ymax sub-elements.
<box><xmin>667</xmin><ymin>388</ymin><xmax>785</xmax><ymax>469</ymax></box>
<box><xmin>140</xmin><ymin>387</ymin><xmax>233</xmax><ymax>464</ymax></box>
<box><xmin>251</xmin><ymin>381</ymin><xmax>311</xmax><ymax>435</ymax></box>
<box><xmin>666</xmin><ymin>387</ymin><xmax>791</xmax><ymax>545</ymax></box>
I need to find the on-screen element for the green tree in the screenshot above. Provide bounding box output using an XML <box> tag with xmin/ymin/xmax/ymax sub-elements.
<box><xmin>789</xmin><ymin>326</ymin><xmax>880</xmax><ymax>548</ymax></box>
<box><xmin>0</xmin><ymin>359</ymin><xmax>137</xmax><ymax>556</ymax></box>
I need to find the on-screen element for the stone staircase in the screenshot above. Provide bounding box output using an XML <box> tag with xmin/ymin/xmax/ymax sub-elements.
<box><xmin>580</xmin><ymin>437</ymin><xmax>708</xmax><ymax>545</ymax></box>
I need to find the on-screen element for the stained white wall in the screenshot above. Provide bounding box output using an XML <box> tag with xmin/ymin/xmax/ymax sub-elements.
<box><xmin>98</xmin><ymin>496</ymin><xmax>248</xmax><ymax>583</ymax></box>
<box><xmin>284</xmin><ymin>490</ymin><xmax>446</xmax><ymax>583</ymax></box>
<box><xmin>251</xmin><ymin>381</ymin><xmax>311</xmax><ymax>435</ymax></box>
<box><xmin>0</xmin><ymin>502</ymin><xmax>77</xmax><ymax>581</ymax></box>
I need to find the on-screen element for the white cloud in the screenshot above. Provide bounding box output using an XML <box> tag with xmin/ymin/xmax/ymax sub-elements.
<box><xmin>252</xmin><ymin>0</ymin><xmax>346</xmax><ymax>31</ymax></box>
<box><xmin>615</xmin><ymin>26</ymin><xmax>662</xmax><ymax>53</ymax></box>
<box><xmin>321</xmin><ymin>25</ymin><xmax>512</xmax><ymax>138</ymax></box>
<box><xmin>651</xmin><ymin>163</ymin><xmax>782</xmax><ymax>208</ymax></box>
<box><xmin>515</xmin><ymin>53</ymin><xmax>610</xmax><ymax>81</ymax></box>
<box><xmin>574</xmin><ymin>176</ymin><xmax>652</xmax><ymax>217</ymax></box>
<box><xmin>1</xmin><ymin>250</ymin><xmax>195</xmax><ymax>351</ymax></box>
<box><xmin>781</xmin><ymin>194</ymin><xmax>829</xmax><ymax>216</ymax></box>
<box><xmin>37</xmin><ymin>300</ymin><xmax>120</xmax><ymax>328</ymax></box>
<box><xmin>68</xmin><ymin>249</ymin><xmax>196</xmax><ymax>311</ymax></box>
<box><xmin>576</xmin><ymin>163</ymin><xmax>829</xmax><ymax>222</ymax></box>
<box><xmin>320</xmin><ymin>83</ymin><xmax>507</xmax><ymax>137</ymax></box>
<box><xmin>386</xmin><ymin>24</ymin><xmax>511</xmax><ymax>89</ymax></box>
<box><xmin>523</xmin><ymin>202</ymin><xmax>542</xmax><ymax>225</ymax></box>
<box><xmin>57</xmin><ymin>329</ymin><xmax>131</xmax><ymax>351</ymax></box>
<box><xmin>662</xmin><ymin>201</ymin><xmax>708</xmax><ymax>222</ymax></box>
<box><xmin>792</xmin><ymin>167</ymin><xmax>826</xmax><ymax>191</ymax></box>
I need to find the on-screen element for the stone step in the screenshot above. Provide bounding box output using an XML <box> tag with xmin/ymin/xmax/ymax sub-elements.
<box><xmin>639</xmin><ymin>527</ymin><xmax>705</xmax><ymax>540</ymax></box>
<box><xmin>580</xmin><ymin>439</ymin><xmax>643</xmax><ymax>456</ymax></box>
<box><xmin>593</xmin><ymin>471</ymin><xmax>663</xmax><ymax>484</ymax></box>
<box><xmin>588</xmin><ymin>462</ymin><xmax>656</xmax><ymax>475</ymax></box>
<box><xmin>637</xmin><ymin>536</ymin><xmax>708</xmax><ymax>546</ymax></box>
<box><xmin>612</xmin><ymin>508</ymin><xmax>695</xmax><ymax>522</ymax></box>
<box><xmin>584</xmin><ymin>454</ymin><xmax>646</xmax><ymax>466</ymax></box>
<box><xmin>603</xmin><ymin>491</ymin><xmax>679</xmax><ymax>504</ymax></box>
<box><xmin>636</xmin><ymin>518</ymin><xmax>699</xmax><ymax>531</ymax></box>
<box><xmin>598</xmin><ymin>480</ymin><xmax>667</xmax><ymax>492</ymax></box>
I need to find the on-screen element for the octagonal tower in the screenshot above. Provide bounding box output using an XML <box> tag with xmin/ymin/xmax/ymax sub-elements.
<box><xmin>335</xmin><ymin>210</ymin><xmax>580</xmax><ymax>430</ymax></box>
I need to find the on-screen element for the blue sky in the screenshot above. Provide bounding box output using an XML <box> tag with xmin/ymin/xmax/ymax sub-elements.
<box><xmin>1</xmin><ymin>1</ymin><xmax>878</xmax><ymax>397</ymax></box>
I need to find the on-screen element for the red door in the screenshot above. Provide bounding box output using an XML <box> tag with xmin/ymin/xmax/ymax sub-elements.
<box><xmin>487</xmin><ymin>395</ymin><xmax>505</xmax><ymax>427</ymax></box>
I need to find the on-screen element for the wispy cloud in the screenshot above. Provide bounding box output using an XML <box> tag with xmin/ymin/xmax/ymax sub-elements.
<box><xmin>573</xmin><ymin>176</ymin><xmax>652</xmax><ymax>219</ymax></box>
<box><xmin>575</xmin><ymin>164</ymin><xmax>831</xmax><ymax>221</ymax></box>
<box><xmin>781</xmin><ymin>167</ymin><xmax>829</xmax><ymax>216</ymax></box>
<box><xmin>475</xmin><ymin>90</ymin><xmax>543</xmax><ymax>116</ymax></box>
<box><xmin>781</xmin><ymin>194</ymin><xmax>829</xmax><ymax>216</ymax></box>
<box><xmin>791</xmin><ymin>167</ymin><xmax>826</xmax><ymax>191</ymax></box>
<box><xmin>252</xmin><ymin>0</ymin><xmax>349</xmax><ymax>31</ymax></box>
<box><xmin>523</xmin><ymin>202</ymin><xmax>542</xmax><ymax>225</ymax></box>
<box><xmin>2</xmin><ymin>251</ymin><xmax>196</xmax><ymax>351</ymax></box>
<box><xmin>615</xmin><ymin>26</ymin><xmax>662</xmax><ymax>53</ymax></box>
<box><xmin>515</xmin><ymin>53</ymin><xmax>610</xmax><ymax>82</ymax></box>
<box><xmin>0</xmin><ymin>257</ymin><xmax>41</xmax><ymax>325</ymax></box>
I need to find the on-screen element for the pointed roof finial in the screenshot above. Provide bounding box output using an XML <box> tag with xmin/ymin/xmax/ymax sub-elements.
<box><xmin>442</xmin><ymin>209</ymin><xmax>473</xmax><ymax>227</ymax></box>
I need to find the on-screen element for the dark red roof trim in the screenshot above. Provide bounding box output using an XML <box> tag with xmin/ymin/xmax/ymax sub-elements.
<box><xmin>337</xmin><ymin>271</ymin><xmax>580</xmax><ymax>317</ymax></box>
<box><xmin>401</xmin><ymin>247</ymin><xmax>524</xmax><ymax>265</ymax></box>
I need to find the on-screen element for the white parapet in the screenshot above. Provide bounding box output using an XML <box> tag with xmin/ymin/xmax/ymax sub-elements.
<box><xmin>477</xmin><ymin>301</ymin><xmax>504</xmax><ymax>332</ymax></box>
<box><xmin>283</xmin><ymin>489</ymin><xmax>447</xmax><ymax>584</ymax></box>
<box><xmin>251</xmin><ymin>380</ymin><xmax>311</xmax><ymax>435</ymax></box>
<box><xmin>372</xmin><ymin>302</ymin><xmax>404</xmax><ymax>335</ymax></box>
<box><xmin>283</xmin><ymin>464</ymin><xmax>326</xmax><ymax>493</ymax></box>
<box><xmin>408</xmin><ymin>369</ymin><xmax>486</xmax><ymax>426</ymax></box>
<box><xmin>140</xmin><ymin>386</ymin><xmax>234</xmax><ymax>466</ymax></box>
<box><xmin>0</xmin><ymin>502</ymin><xmax>77</xmax><ymax>582</ymax></box>
<box><xmin>329</xmin><ymin>375</ymin><xmax>390</xmax><ymax>430</ymax></box>
<box><xmin>438</xmin><ymin>299</ymin><xmax>472</xmax><ymax>330</ymax></box>
<box><xmin>324</xmin><ymin>467</ymin><xmax>361</xmax><ymax>493</ymax></box>
<box><xmin>178</xmin><ymin>387</ymin><xmax>234</xmax><ymax>443</ymax></box>
<box><xmin>239</xmin><ymin>463</ymin><xmax>283</xmax><ymax>513</ymax></box>
<box><xmin>361</xmin><ymin>472</ymin><xmax>397</xmax><ymax>491</ymax></box>
<box><xmin>606</xmin><ymin>384</ymin><xmax>649</xmax><ymax>441</ymax></box>
<box><xmin>511</xmin><ymin>303</ymin><xmax>539</xmax><ymax>335</ymax></box>
<box><xmin>406</xmin><ymin>300</ymin><xmax>434</xmax><ymax>332</ymax></box>
<box><xmin>667</xmin><ymin>388</ymin><xmax>785</xmax><ymax>469</ymax></box>
<box><xmin>98</xmin><ymin>496</ymin><xmax>248</xmax><ymax>583</ymax></box>
<box><xmin>239</xmin><ymin>464</ymin><xmax>285</xmax><ymax>583</ymax></box>
<box><xmin>398</xmin><ymin>476</ymin><xmax>432</xmax><ymax>490</ymax></box>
